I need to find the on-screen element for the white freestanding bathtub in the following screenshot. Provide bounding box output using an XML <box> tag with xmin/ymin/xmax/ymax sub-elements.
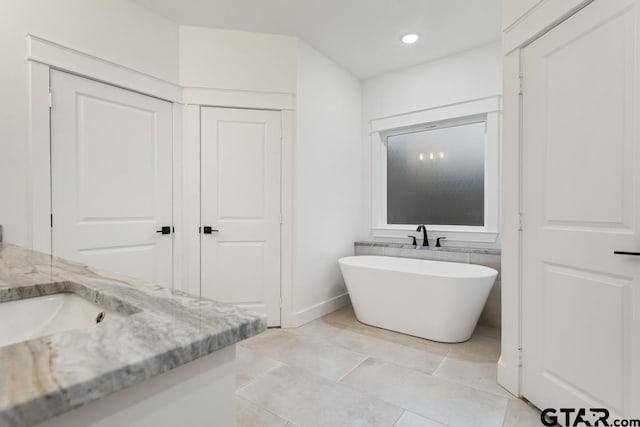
<box><xmin>339</xmin><ymin>255</ymin><xmax>498</xmax><ymax>343</ymax></box>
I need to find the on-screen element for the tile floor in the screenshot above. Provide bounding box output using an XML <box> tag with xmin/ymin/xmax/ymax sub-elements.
<box><xmin>235</xmin><ymin>306</ymin><xmax>542</xmax><ymax>427</ymax></box>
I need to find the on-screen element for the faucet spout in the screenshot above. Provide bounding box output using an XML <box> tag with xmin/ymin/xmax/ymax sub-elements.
<box><xmin>416</xmin><ymin>225</ymin><xmax>429</xmax><ymax>247</ymax></box>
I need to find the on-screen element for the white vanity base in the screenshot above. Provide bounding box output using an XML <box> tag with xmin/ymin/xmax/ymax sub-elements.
<box><xmin>37</xmin><ymin>345</ymin><xmax>236</xmax><ymax>427</ymax></box>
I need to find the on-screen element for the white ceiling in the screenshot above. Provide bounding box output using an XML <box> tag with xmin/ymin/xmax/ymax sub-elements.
<box><xmin>133</xmin><ymin>0</ymin><xmax>502</xmax><ymax>79</ymax></box>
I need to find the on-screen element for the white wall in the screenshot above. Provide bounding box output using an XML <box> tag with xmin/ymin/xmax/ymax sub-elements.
<box><xmin>361</xmin><ymin>42</ymin><xmax>503</xmax><ymax>242</ymax></box>
<box><xmin>0</xmin><ymin>0</ymin><xmax>179</xmax><ymax>247</ymax></box>
<box><xmin>363</xmin><ymin>43</ymin><xmax>502</xmax><ymax>121</ymax></box>
<box><xmin>503</xmin><ymin>0</ymin><xmax>543</xmax><ymax>30</ymax></box>
<box><xmin>179</xmin><ymin>26</ymin><xmax>297</xmax><ymax>93</ymax></box>
<box><xmin>291</xmin><ymin>41</ymin><xmax>363</xmax><ymax>320</ymax></box>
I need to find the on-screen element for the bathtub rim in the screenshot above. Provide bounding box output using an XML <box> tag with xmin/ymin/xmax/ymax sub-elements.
<box><xmin>339</xmin><ymin>255</ymin><xmax>498</xmax><ymax>280</ymax></box>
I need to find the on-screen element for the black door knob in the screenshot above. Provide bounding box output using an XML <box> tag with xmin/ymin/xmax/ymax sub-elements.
<box><xmin>202</xmin><ymin>226</ymin><xmax>219</xmax><ymax>234</ymax></box>
<box><xmin>156</xmin><ymin>226</ymin><xmax>171</xmax><ymax>235</ymax></box>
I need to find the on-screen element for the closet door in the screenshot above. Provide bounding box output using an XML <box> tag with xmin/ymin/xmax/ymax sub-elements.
<box><xmin>521</xmin><ymin>0</ymin><xmax>640</xmax><ymax>418</ymax></box>
<box><xmin>51</xmin><ymin>70</ymin><xmax>173</xmax><ymax>287</ymax></box>
<box><xmin>200</xmin><ymin>107</ymin><xmax>281</xmax><ymax>326</ymax></box>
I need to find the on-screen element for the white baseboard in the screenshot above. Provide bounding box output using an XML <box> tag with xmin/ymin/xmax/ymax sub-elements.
<box><xmin>283</xmin><ymin>293</ymin><xmax>351</xmax><ymax>328</ymax></box>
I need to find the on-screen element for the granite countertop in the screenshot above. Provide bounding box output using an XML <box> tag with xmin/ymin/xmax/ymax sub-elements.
<box><xmin>0</xmin><ymin>243</ymin><xmax>267</xmax><ymax>427</ymax></box>
<box><xmin>355</xmin><ymin>241</ymin><xmax>501</xmax><ymax>255</ymax></box>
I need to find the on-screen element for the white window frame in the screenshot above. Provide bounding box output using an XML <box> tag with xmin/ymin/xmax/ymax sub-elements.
<box><xmin>370</xmin><ymin>96</ymin><xmax>501</xmax><ymax>243</ymax></box>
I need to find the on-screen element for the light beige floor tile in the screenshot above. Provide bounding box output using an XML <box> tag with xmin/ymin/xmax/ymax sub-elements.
<box><xmin>237</xmin><ymin>396</ymin><xmax>289</xmax><ymax>427</ymax></box>
<box><xmin>473</xmin><ymin>325</ymin><xmax>501</xmax><ymax>340</ymax></box>
<box><xmin>433</xmin><ymin>351</ymin><xmax>513</xmax><ymax>398</ymax></box>
<box><xmin>342</xmin><ymin>358</ymin><xmax>508</xmax><ymax>427</ymax></box>
<box><xmin>241</xmin><ymin>328</ymin><xmax>289</xmax><ymax>347</ymax></box>
<box><xmin>236</xmin><ymin>308</ymin><xmax>513</xmax><ymax>427</ymax></box>
<box><xmin>365</xmin><ymin>328</ymin><xmax>453</xmax><ymax>354</ymax></box>
<box><xmin>322</xmin><ymin>305</ymin><xmax>361</xmax><ymax>328</ymax></box>
<box><xmin>242</xmin><ymin>330</ymin><xmax>367</xmax><ymax>381</ymax></box>
<box><xmin>324</xmin><ymin>306</ymin><xmax>453</xmax><ymax>354</ymax></box>
<box><xmin>329</xmin><ymin>328</ymin><xmax>447</xmax><ymax>375</ymax></box>
<box><xmin>448</xmin><ymin>333</ymin><xmax>502</xmax><ymax>362</ymax></box>
<box><xmin>237</xmin><ymin>346</ymin><xmax>285</xmax><ymax>390</ymax></box>
<box><xmin>287</xmin><ymin>318</ymin><xmax>346</xmax><ymax>341</ymax></box>
<box><xmin>394</xmin><ymin>411</ymin><xmax>445</xmax><ymax>427</ymax></box>
<box><xmin>502</xmin><ymin>399</ymin><xmax>543</xmax><ymax>427</ymax></box>
<box><xmin>307</xmin><ymin>305</ymin><xmax>499</xmax><ymax>361</ymax></box>
<box><xmin>238</xmin><ymin>364</ymin><xmax>404</xmax><ymax>427</ymax></box>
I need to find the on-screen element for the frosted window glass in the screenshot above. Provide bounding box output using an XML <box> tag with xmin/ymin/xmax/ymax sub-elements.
<box><xmin>387</xmin><ymin>121</ymin><xmax>485</xmax><ymax>226</ymax></box>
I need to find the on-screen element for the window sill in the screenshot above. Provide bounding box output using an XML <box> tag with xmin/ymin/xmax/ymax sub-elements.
<box><xmin>371</xmin><ymin>227</ymin><xmax>499</xmax><ymax>244</ymax></box>
<box><xmin>356</xmin><ymin>241</ymin><xmax>501</xmax><ymax>256</ymax></box>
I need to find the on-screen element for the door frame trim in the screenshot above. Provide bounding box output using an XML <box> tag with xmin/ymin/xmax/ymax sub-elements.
<box><xmin>500</xmin><ymin>47</ymin><xmax>524</xmax><ymax>397</ymax></box>
<box><xmin>27</xmin><ymin>35</ymin><xmax>183</xmax><ymax>103</ymax></box>
<box><xmin>503</xmin><ymin>0</ymin><xmax>594</xmax><ymax>54</ymax></box>
<box><xmin>182</xmin><ymin>106</ymin><xmax>294</xmax><ymax>327</ymax></box>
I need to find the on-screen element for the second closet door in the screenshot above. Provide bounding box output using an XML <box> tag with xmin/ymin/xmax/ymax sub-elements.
<box><xmin>200</xmin><ymin>107</ymin><xmax>282</xmax><ymax>326</ymax></box>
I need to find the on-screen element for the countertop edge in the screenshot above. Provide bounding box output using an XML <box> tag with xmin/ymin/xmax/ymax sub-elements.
<box><xmin>1</xmin><ymin>318</ymin><xmax>267</xmax><ymax>427</ymax></box>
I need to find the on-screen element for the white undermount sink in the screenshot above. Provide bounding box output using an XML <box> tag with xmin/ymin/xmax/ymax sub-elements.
<box><xmin>0</xmin><ymin>293</ymin><xmax>125</xmax><ymax>347</ymax></box>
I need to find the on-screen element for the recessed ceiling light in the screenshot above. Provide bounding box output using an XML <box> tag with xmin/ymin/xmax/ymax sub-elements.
<box><xmin>401</xmin><ymin>33</ymin><xmax>420</xmax><ymax>44</ymax></box>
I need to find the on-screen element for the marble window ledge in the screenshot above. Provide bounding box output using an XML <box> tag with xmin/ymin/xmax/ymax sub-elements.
<box><xmin>355</xmin><ymin>241</ymin><xmax>501</xmax><ymax>256</ymax></box>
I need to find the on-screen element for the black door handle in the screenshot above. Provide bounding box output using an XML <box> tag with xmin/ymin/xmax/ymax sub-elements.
<box><xmin>156</xmin><ymin>226</ymin><xmax>171</xmax><ymax>235</ymax></box>
<box><xmin>614</xmin><ymin>251</ymin><xmax>640</xmax><ymax>256</ymax></box>
<box><xmin>202</xmin><ymin>226</ymin><xmax>219</xmax><ymax>234</ymax></box>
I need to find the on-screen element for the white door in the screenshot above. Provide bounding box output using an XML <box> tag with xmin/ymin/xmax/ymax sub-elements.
<box><xmin>521</xmin><ymin>0</ymin><xmax>640</xmax><ymax>418</ymax></box>
<box><xmin>51</xmin><ymin>71</ymin><xmax>173</xmax><ymax>287</ymax></box>
<box><xmin>200</xmin><ymin>107</ymin><xmax>281</xmax><ymax>326</ymax></box>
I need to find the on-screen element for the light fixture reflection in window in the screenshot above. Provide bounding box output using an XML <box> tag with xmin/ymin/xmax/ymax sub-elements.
<box><xmin>417</xmin><ymin>151</ymin><xmax>445</xmax><ymax>163</ymax></box>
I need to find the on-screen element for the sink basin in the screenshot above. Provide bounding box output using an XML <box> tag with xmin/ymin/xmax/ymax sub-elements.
<box><xmin>0</xmin><ymin>293</ymin><xmax>126</xmax><ymax>347</ymax></box>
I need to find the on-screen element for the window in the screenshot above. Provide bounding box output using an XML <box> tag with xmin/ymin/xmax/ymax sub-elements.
<box><xmin>386</xmin><ymin>120</ymin><xmax>486</xmax><ymax>226</ymax></box>
<box><xmin>369</xmin><ymin>96</ymin><xmax>501</xmax><ymax>243</ymax></box>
